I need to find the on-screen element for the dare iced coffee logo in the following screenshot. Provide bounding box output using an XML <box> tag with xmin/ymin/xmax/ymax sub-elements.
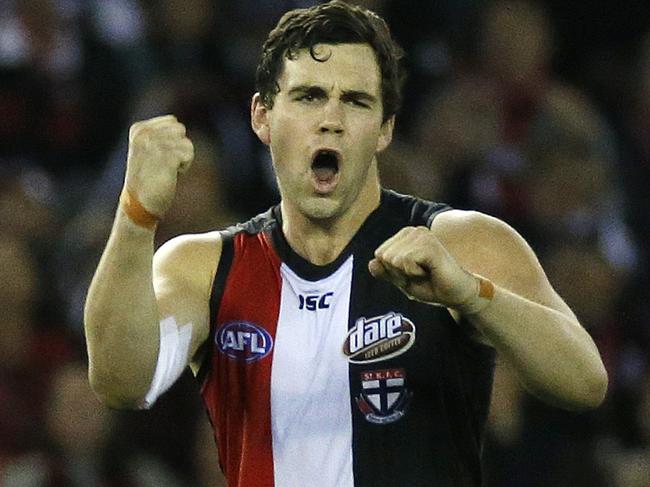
<box><xmin>343</xmin><ymin>312</ymin><xmax>416</xmax><ymax>364</ymax></box>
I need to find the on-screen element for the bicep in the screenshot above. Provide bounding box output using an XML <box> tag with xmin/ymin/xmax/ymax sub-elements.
<box><xmin>153</xmin><ymin>232</ymin><xmax>222</xmax><ymax>372</ymax></box>
<box><xmin>433</xmin><ymin>210</ymin><xmax>577</xmax><ymax>319</ymax></box>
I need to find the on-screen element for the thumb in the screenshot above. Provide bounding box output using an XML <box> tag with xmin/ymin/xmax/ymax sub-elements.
<box><xmin>368</xmin><ymin>258</ymin><xmax>388</xmax><ymax>279</ymax></box>
<box><xmin>401</xmin><ymin>259</ymin><xmax>428</xmax><ymax>278</ymax></box>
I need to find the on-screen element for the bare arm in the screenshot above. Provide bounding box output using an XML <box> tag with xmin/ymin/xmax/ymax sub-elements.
<box><xmin>84</xmin><ymin>115</ymin><xmax>214</xmax><ymax>409</ymax></box>
<box><xmin>369</xmin><ymin>210</ymin><xmax>608</xmax><ymax>411</ymax></box>
<box><xmin>436</xmin><ymin>210</ymin><xmax>606</xmax><ymax>409</ymax></box>
<box><xmin>85</xmin><ymin>211</ymin><xmax>159</xmax><ymax>408</ymax></box>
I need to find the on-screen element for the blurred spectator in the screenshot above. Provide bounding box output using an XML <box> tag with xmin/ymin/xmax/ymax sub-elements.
<box><xmin>0</xmin><ymin>0</ymin><xmax>136</xmax><ymax>180</ymax></box>
<box><xmin>1</xmin><ymin>1</ymin><xmax>649</xmax><ymax>485</ymax></box>
<box><xmin>412</xmin><ymin>0</ymin><xmax>637</xmax><ymax>273</ymax></box>
<box><xmin>588</xmin><ymin>28</ymin><xmax>650</xmax><ymax>487</ymax></box>
<box><xmin>598</xmin><ymin>373</ymin><xmax>650</xmax><ymax>487</ymax></box>
<box><xmin>617</xmin><ymin>31</ymin><xmax>650</xmax><ymax>265</ymax></box>
<box><xmin>0</xmin><ymin>165</ymin><xmax>59</xmax><ymax>245</ymax></box>
<box><xmin>0</xmin><ymin>236</ymin><xmax>74</xmax><ymax>479</ymax></box>
<box><xmin>402</xmin><ymin>2</ymin><xmax>641</xmax><ymax>486</ymax></box>
<box><xmin>2</xmin><ymin>361</ymin><xmax>188</xmax><ymax>486</ymax></box>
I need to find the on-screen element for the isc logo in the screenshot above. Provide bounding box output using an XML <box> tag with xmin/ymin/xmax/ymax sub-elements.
<box><xmin>298</xmin><ymin>292</ymin><xmax>333</xmax><ymax>311</ymax></box>
<box><xmin>217</xmin><ymin>321</ymin><xmax>273</xmax><ymax>363</ymax></box>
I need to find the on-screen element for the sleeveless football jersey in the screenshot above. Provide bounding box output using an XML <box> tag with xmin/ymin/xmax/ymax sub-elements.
<box><xmin>198</xmin><ymin>189</ymin><xmax>496</xmax><ymax>487</ymax></box>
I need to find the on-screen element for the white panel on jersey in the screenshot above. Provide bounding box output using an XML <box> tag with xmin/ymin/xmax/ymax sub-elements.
<box><xmin>271</xmin><ymin>256</ymin><xmax>354</xmax><ymax>487</ymax></box>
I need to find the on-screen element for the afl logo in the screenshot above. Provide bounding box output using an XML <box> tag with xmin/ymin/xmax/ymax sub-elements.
<box><xmin>217</xmin><ymin>321</ymin><xmax>273</xmax><ymax>363</ymax></box>
<box><xmin>343</xmin><ymin>312</ymin><xmax>416</xmax><ymax>364</ymax></box>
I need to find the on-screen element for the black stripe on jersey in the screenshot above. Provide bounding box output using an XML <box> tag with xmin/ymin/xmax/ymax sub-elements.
<box><xmin>346</xmin><ymin>191</ymin><xmax>495</xmax><ymax>487</ymax></box>
<box><xmin>196</xmin><ymin>231</ymin><xmax>235</xmax><ymax>387</ymax></box>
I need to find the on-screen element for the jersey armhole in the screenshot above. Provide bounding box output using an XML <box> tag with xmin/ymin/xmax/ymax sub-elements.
<box><xmin>425</xmin><ymin>205</ymin><xmax>453</xmax><ymax>228</ymax></box>
<box><xmin>195</xmin><ymin>231</ymin><xmax>235</xmax><ymax>388</ymax></box>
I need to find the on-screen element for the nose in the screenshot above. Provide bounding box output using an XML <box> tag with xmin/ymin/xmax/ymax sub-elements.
<box><xmin>318</xmin><ymin>100</ymin><xmax>344</xmax><ymax>135</ymax></box>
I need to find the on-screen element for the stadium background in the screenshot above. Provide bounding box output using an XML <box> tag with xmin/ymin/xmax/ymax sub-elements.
<box><xmin>1</xmin><ymin>0</ymin><xmax>649</xmax><ymax>485</ymax></box>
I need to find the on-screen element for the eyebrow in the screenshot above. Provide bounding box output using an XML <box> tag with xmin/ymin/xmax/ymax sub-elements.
<box><xmin>287</xmin><ymin>85</ymin><xmax>326</xmax><ymax>97</ymax></box>
<box><xmin>287</xmin><ymin>85</ymin><xmax>378</xmax><ymax>104</ymax></box>
<box><xmin>341</xmin><ymin>90</ymin><xmax>378</xmax><ymax>104</ymax></box>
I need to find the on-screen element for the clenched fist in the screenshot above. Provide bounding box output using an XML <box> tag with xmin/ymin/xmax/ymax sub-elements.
<box><xmin>368</xmin><ymin>226</ymin><xmax>482</xmax><ymax>311</ymax></box>
<box><xmin>124</xmin><ymin>115</ymin><xmax>194</xmax><ymax>218</ymax></box>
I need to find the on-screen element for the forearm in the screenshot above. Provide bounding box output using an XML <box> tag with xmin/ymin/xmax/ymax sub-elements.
<box><xmin>84</xmin><ymin>210</ymin><xmax>159</xmax><ymax>408</ymax></box>
<box><xmin>464</xmin><ymin>283</ymin><xmax>607</xmax><ymax>410</ymax></box>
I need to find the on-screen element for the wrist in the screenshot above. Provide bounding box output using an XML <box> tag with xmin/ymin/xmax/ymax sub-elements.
<box><xmin>454</xmin><ymin>273</ymin><xmax>495</xmax><ymax>315</ymax></box>
<box><xmin>119</xmin><ymin>187</ymin><xmax>159</xmax><ymax>231</ymax></box>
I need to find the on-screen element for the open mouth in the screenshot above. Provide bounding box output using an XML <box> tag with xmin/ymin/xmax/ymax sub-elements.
<box><xmin>311</xmin><ymin>149</ymin><xmax>340</xmax><ymax>182</ymax></box>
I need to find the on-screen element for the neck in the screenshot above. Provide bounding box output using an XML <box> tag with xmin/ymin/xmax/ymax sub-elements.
<box><xmin>281</xmin><ymin>164</ymin><xmax>381</xmax><ymax>266</ymax></box>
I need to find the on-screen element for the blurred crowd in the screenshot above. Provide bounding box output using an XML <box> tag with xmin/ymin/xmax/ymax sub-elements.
<box><xmin>1</xmin><ymin>0</ymin><xmax>649</xmax><ymax>485</ymax></box>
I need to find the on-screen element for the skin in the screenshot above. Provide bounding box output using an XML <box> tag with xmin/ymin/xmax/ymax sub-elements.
<box><xmin>252</xmin><ymin>43</ymin><xmax>394</xmax><ymax>264</ymax></box>
<box><xmin>84</xmin><ymin>42</ymin><xmax>607</xmax><ymax>411</ymax></box>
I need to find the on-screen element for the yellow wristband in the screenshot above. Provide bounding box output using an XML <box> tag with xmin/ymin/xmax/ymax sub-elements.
<box><xmin>119</xmin><ymin>188</ymin><xmax>159</xmax><ymax>230</ymax></box>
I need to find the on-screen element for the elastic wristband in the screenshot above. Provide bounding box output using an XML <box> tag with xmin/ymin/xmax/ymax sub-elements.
<box><xmin>120</xmin><ymin>188</ymin><xmax>159</xmax><ymax>230</ymax></box>
<box><xmin>478</xmin><ymin>275</ymin><xmax>495</xmax><ymax>300</ymax></box>
<box><xmin>458</xmin><ymin>274</ymin><xmax>495</xmax><ymax>315</ymax></box>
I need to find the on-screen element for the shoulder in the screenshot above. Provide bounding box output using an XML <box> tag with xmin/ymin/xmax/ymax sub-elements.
<box><xmin>153</xmin><ymin>231</ymin><xmax>223</xmax><ymax>294</ymax></box>
<box><xmin>155</xmin><ymin>230</ymin><xmax>223</xmax><ymax>267</ymax></box>
<box><xmin>430</xmin><ymin>210</ymin><xmax>549</xmax><ymax>299</ymax></box>
<box><xmin>430</xmin><ymin>209</ymin><xmax>533</xmax><ymax>263</ymax></box>
<box><xmin>431</xmin><ymin>209</ymin><xmax>519</xmax><ymax>244</ymax></box>
<box><xmin>152</xmin><ymin>207</ymin><xmax>277</xmax><ymax>288</ymax></box>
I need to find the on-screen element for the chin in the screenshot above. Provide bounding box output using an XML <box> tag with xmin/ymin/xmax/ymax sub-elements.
<box><xmin>300</xmin><ymin>195</ymin><xmax>342</xmax><ymax>221</ymax></box>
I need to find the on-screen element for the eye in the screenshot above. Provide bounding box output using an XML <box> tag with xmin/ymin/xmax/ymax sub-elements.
<box><xmin>349</xmin><ymin>99</ymin><xmax>370</xmax><ymax>108</ymax></box>
<box><xmin>342</xmin><ymin>96</ymin><xmax>371</xmax><ymax>109</ymax></box>
<box><xmin>296</xmin><ymin>92</ymin><xmax>322</xmax><ymax>104</ymax></box>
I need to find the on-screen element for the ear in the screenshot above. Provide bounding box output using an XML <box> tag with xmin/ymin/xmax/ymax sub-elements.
<box><xmin>251</xmin><ymin>93</ymin><xmax>271</xmax><ymax>145</ymax></box>
<box><xmin>376</xmin><ymin>115</ymin><xmax>395</xmax><ymax>153</ymax></box>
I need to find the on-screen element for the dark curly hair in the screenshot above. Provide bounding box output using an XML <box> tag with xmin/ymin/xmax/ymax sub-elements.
<box><xmin>255</xmin><ymin>0</ymin><xmax>406</xmax><ymax>123</ymax></box>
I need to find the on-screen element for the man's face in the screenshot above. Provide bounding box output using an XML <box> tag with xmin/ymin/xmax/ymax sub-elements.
<box><xmin>253</xmin><ymin>43</ymin><xmax>394</xmax><ymax>220</ymax></box>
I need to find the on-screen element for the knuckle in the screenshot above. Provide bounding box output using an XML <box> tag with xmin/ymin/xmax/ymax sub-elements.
<box><xmin>132</xmin><ymin>124</ymin><xmax>155</xmax><ymax>141</ymax></box>
<box><xmin>129</xmin><ymin>122</ymin><xmax>143</xmax><ymax>139</ymax></box>
<box><xmin>387</xmin><ymin>251</ymin><xmax>402</xmax><ymax>266</ymax></box>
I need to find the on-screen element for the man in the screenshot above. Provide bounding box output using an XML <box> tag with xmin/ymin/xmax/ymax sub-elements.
<box><xmin>84</xmin><ymin>2</ymin><xmax>607</xmax><ymax>486</ymax></box>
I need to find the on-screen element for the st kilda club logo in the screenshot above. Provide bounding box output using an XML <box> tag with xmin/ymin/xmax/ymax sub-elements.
<box><xmin>217</xmin><ymin>321</ymin><xmax>273</xmax><ymax>363</ymax></box>
<box><xmin>343</xmin><ymin>312</ymin><xmax>416</xmax><ymax>364</ymax></box>
<box><xmin>356</xmin><ymin>368</ymin><xmax>412</xmax><ymax>424</ymax></box>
